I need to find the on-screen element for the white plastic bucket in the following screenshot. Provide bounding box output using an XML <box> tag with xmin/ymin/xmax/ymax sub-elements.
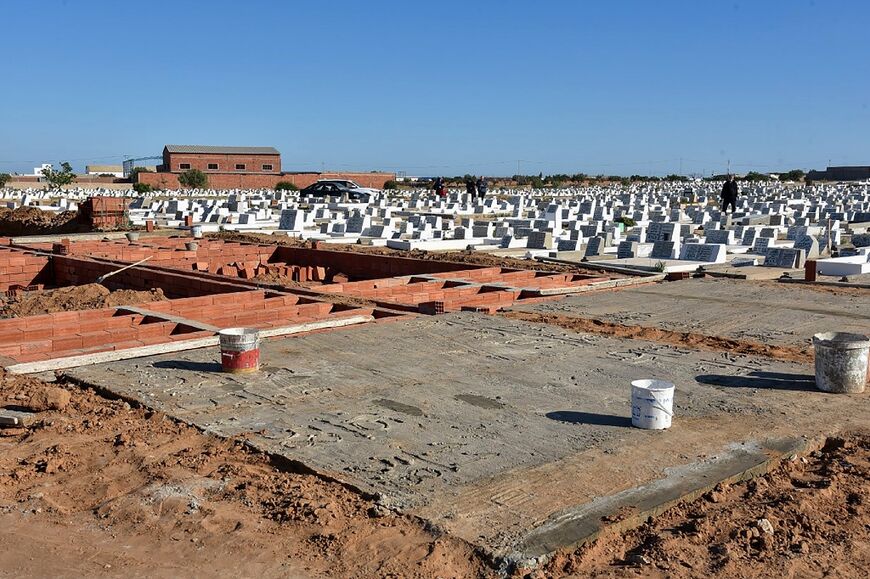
<box><xmin>191</xmin><ymin>225</ymin><xmax>203</xmax><ymax>239</ymax></box>
<box><xmin>631</xmin><ymin>379</ymin><xmax>675</xmax><ymax>430</ymax></box>
<box><xmin>812</xmin><ymin>332</ymin><xmax>869</xmax><ymax>394</ymax></box>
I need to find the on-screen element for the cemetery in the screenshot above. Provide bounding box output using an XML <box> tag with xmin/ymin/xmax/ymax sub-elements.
<box><xmin>1</xmin><ymin>178</ymin><xmax>869</xmax><ymax>575</ymax></box>
<box><xmin>2</xmin><ymin>178</ymin><xmax>868</xmax><ymax>281</ymax></box>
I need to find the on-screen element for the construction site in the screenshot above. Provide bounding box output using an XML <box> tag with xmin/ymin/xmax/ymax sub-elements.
<box><xmin>0</xmin><ymin>219</ymin><xmax>866</xmax><ymax>579</ymax></box>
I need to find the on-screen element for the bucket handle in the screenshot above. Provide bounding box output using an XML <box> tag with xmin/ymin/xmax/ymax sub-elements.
<box><xmin>648</xmin><ymin>400</ymin><xmax>674</xmax><ymax>417</ymax></box>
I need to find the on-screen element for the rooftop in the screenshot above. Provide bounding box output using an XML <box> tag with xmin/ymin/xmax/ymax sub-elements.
<box><xmin>164</xmin><ymin>145</ymin><xmax>280</xmax><ymax>155</ymax></box>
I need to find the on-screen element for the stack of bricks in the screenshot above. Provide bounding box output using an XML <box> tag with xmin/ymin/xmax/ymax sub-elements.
<box><xmin>80</xmin><ymin>197</ymin><xmax>128</xmax><ymax>229</ymax></box>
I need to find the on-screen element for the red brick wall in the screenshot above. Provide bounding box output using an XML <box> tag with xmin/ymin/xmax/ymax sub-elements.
<box><xmin>138</xmin><ymin>171</ymin><xmax>396</xmax><ymax>190</ymax></box>
<box><xmin>164</xmin><ymin>152</ymin><xmax>282</xmax><ymax>174</ymax></box>
<box><xmin>51</xmin><ymin>256</ymin><xmax>252</xmax><ymax>298</ymax></box>
<box><xmin>272</xmin><ymin>247</ymin><xmax>482</xmax><ymax>280</ymax></box>
<box><xmin>0</xmin><ymin>249</ymin><xmax>52</xmax><ymax>291</ymax></box>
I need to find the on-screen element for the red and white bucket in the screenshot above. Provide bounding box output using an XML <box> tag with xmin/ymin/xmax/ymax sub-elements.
<box><xmin>219</xmin><ymin>328</ymin><xmax>260</xmax><ymax>373</ymax></box>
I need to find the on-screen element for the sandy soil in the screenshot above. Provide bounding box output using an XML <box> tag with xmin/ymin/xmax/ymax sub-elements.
<box><xmin>537</xmin><ymin>432</ymin><xmax>870</xmax><ymax>579</ymax></box>
<box><xmin>211</xmin><ymin>231</ymin><xmax>623</xmax><ymax>277</ymax></box>
<box><xmin>0</xmin><ymin>370</ymin><xmax>491</xmax><ymax>579</ymax></box>
<box><xmin>500</xmin><ymin>311</ymin><xmax>813</xmax><ymax>364</ymax></box>
<box><xmin>0</xmin><ymin>206</ymin><xmax>88</xmax><ymax>237</ymax></box>
<box><xmin>1</xmin><ymin>284</ymin><xmax>167</xmax><ymax>317</ymax></box>
<box><xmin>1</xmin><ymin>368</ymin><xmax>866</xmax><ymax>578</ymax></box>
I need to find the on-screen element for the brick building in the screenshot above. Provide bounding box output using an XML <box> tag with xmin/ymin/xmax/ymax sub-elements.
<box><xmin>138</xmin><ymin>144</ymin><xmax>395</xmax><ymax>190</ymax></box>
<box><xmin>159</xmin><ymin>145</ymin><xmax>282</xmax><ymax>175</ymax></box>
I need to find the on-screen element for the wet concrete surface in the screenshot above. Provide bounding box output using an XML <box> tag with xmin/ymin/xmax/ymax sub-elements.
<box><xmin>509</xmin><ymin>277</ymin><xmax>870</xmax><ymax>348</ymax></box>
<box><xmin>65</xmin><ymin>312</ymin><xmax>870</xmax><ymax>562</ymax></box>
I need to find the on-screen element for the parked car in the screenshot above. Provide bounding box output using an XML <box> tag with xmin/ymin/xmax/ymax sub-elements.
<box><xmin>300</xmin><ymin>180</ymin><xmax>377</xmax><ymax>202</ymax></box>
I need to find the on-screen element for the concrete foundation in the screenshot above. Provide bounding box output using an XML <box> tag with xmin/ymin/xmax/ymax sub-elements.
<box><xmin>64</xmin><ymin>312</ymin><xmax>870</xmax><ymax>563</ymax></box>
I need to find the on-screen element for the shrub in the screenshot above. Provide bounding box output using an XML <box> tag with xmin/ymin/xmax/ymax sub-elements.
<box><xmin>382</xmin><ymin>180</ymin><xmax>399</xmax><ymax>190</ymax></box>
<box><xmin>133</xmin><ymin>182</ymin><xmax>153</xmax><ymax>194</ymax></box>
<box><xmin>0</xmin><ymin>173</ymin><xmax>10</xmax><ymax>188</ymax></box>
<box><xmin>178</xmin><ymin>169</ymin><xmax>207</xmax><ymax>189</ymax></box>
<box><xmin>617</xmin><ymin>216</ymin><xmax>637</xmax><ymax>227</ymax></box>
<box><xmin>274</xmin><ymin>181</ymin><xmax>298</xmax><ymax>191</ymax></box>
<box><xmin>130</xmin><ymin>166</ymin><xmax>153</xmax><ymax>182</ymax></box>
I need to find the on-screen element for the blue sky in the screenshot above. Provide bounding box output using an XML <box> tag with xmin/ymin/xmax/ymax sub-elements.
<box><xmin>1</xmin><ymin>0</ymin><xmax>868</xmax><ymax>177</ymax></box>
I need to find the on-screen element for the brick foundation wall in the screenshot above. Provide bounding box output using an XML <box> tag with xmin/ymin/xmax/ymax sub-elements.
<box><xmin>0</xmin><ymin>249</ymin><xmax>53</xmax><ymax>291</ymax></box>
<box><xmin>138</xmin><ymin>171</ymin><xmax>396</xmax><ymax>190</ymax></box>
<box><xmin>272</xmin><ymin>246</ymin><xmax>482</xmax><ymax>280</ymax></box>
<box><xmin>51</xmin><ymin>256</ymin><xmax>253</xmax><ymax>298</ymax></box>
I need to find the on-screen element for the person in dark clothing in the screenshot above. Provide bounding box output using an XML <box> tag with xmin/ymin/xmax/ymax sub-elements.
<box><xmin>433</xmin><ymin>176</ymin><xmax>444</xmax><ymax>196</ymax></box>
<box><xmin>466</xmin><ymin>177</ymin><xmax>477</xmax><ymax>197</ymax></box>
<box><xmin>721</xmin><ymin>175</ymin><xmax>738</xmax><ymax>213</ymax></box>
<box><xmin>476</xmin><ymin>176</ymin><xmax>488</xmax><ymax>198</ymax></box>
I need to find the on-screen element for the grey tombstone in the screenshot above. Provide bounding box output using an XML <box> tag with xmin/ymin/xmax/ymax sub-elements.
<box><xmin>705</xmin><ymin>229</ymin><xmax>734</xmax><ymax>245</ymax></box>
<box><xmin>752</xmin><ymin>236</ymin><xmax>772</xmax><ymax>256</ymax></box>
<box><xmin>650</xmin><ymin>241</ymin><xmax>676</xmax><ymax>260</ymax></box>
<box><xmin>584</xmin><ymin>236</ymin><xmax>604</xmax><ymax>257</ymax></box>
<box><xmin>557</xmin><ymin>238</ymin><xmax>579</xmax><ymax>251</ymax></box>
<box><xmin>679</xmin><ymin>243</ymin><xmax>725</xmax><ymax>263</ymax></box>
<box><xmin>617</xmin><ymin>241</ymin><xmax>638</xmax><ymax>259</ymax></box>
<box><xmin>763</xmin><ymin>247</ymin><xmax>806</xmax><ymax>269</ymax></box>
<box><xmin>794</xmin><ymin>235</ymin><xmax>820</xmax><ymax>259</ymax></box>
<box><xmin>527</xmin><ymin>231</ymin><xmax>553</xmax><ymax>249</ymax></box>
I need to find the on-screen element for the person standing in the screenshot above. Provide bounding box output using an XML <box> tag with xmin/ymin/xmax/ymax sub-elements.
<box><xmin>720</xmin><ymin>174</ymin><xmax>738</xmax><ymax>213</ymax></box>
<box><xmin>433</xmin><ymin>176</ymin><xmax>444</xmax><ymax>197</ymax></box>
<box><xmin>476</xmin><ymin>176</ymin><xmax>488</xmax><ymax>198</ymax></box>
<box><xmin>466</xmin><ymin>176</ymin><xmax>477</xmax><ymax>197</ymax></box>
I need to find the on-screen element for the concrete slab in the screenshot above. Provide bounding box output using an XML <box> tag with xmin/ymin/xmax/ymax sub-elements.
<box><xmin>63</xmin><ymin>313</ymin><xmax>870</xmax><ymax>564</ymax></box>
<box><xmin>510</xmin><ymin>277</ymin><xmax>870</xmax><ymax>349</ymax></box>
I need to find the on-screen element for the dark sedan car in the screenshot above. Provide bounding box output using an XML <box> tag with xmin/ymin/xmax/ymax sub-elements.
<box><xmin>300</xmin><ymin>180</ymin><xmax>372</xmax><ymax>202</ymax></box>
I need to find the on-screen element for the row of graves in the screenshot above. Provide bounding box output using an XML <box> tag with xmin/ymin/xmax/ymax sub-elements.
<box><xmin>4</xmin><ymin>183</ymin><xmax>868</xmax><ymax>277</ymax></box>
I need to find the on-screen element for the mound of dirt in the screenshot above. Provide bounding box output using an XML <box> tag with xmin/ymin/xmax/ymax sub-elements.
<box><xmin>1</xmin><ymin>284</ymin><xmax>167</xmax><ymax>317</ymax></box>
<box><xmin>0</xmin><ymin>370</ymin><xmax>491</xmax><ymax>578</ymax></box>
<box><xmin>211</xmin><ymin>231</ymin><xmax>625</xmax><ymax>277</ymax></box>
<box><xmin>501</xmin><ymin>311</ymin><xmax>813</xmax><ymax>364</ymax></box>
<box><xmin>0</xmin><ymin>206</ymin><xmax>88</xmax><ymax>237</ymax></box>
<box><xmin>540</xmin><ymin>432</ymin><xmax>870</xmax><ymax>578</ymax></box>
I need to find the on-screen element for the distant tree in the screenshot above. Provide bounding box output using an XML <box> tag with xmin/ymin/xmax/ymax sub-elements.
<box><xmin>130</xmin><ymin>166</ymin><xmax>153</xmax><ymax>182</ymax></box>
<box><xmin>742</xmin><ymin>171</ymin><xmax>772</xmax><ymax>182</ymax></box>
<box><xmin>0</xmin><ymin>173</ymin><xmax>10</xmax><ymax>188</ymax></box>
<box><xmin>382</xmin><ymin>180</ymin><xmax>399</xmax><ymax>190</ymax></box>
<box><xmin>178</xmin><ymin>168</ymin><xmax>207</xmax><ymax>188</ymax></box>
<box><xmin>665</xmin><ymin>174</ymin><xmax>689</xmax><ymax>182</ymax></box>
<box><xmin>41</xmin><ymin>162</ymin><xmax>76</xmax><ymax>190</ymax></box>
<box><xmin>779</xmin><ymin>169</ymin><xmax>805</xmax><ymax>182</ymax></box>
<box><xmin>274</xmin><ymin>181</ymin><xmax>298</xmax><ymax>191</ymax></box>
<box><xmin>132</xmin><ymin>182</ymin><xmax>153</xmax><ymax>194</ymax></box>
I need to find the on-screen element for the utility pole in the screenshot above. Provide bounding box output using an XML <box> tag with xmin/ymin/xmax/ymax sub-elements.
<box><xmin>679</xmin><ymin>157</ymin><xmax>683</xmax><ymax>175</ymax></box>
<box><xmin>727</xmin><ymin>159</ymin><xmax>731</xmax><ymax>175</ymax></box>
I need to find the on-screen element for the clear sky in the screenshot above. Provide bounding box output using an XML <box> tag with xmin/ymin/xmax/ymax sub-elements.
<box><xmin>1</xmin><ymin>0</ymin><xmax>868</xmax><ymax>177</ymax></box>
